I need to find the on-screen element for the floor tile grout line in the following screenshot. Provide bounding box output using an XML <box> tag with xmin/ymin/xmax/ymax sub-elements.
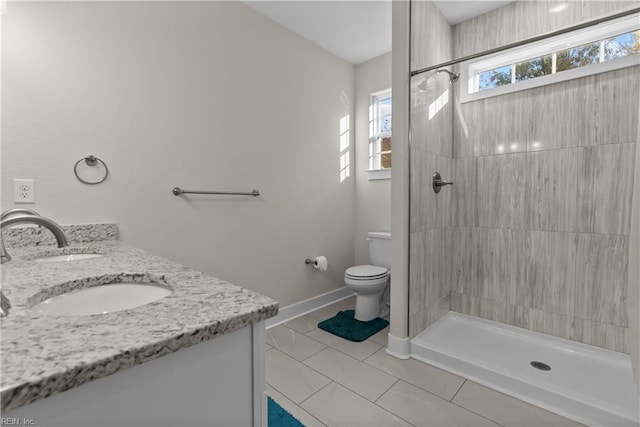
<box><xmin>373</xmin><ymin>378</ymin><xmax>401</xmax><ymax>405</ymax></box>
<box><xmin>267</xmin><ymin>386</ymin><xmax>329</xmax><ymax>427</ymax></box>
<box><xmin>449</xmin><ymin>378</ymin><xmax>466</xmax><ymax>402</ymax></box>
<box><xmin>296</xmin><ymin>380</ymin><xmax>335</xmax><ymax>407</ymax></box>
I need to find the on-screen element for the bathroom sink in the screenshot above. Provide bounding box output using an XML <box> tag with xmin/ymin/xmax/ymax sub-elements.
<box><xmin>35</xmin><ymin>253</ymin><xmax>104</xmax><ymax>263</ymax></box>
<box><xmin>31</xmin><ymin>282</ymin><xmax>172</xmax><ymax>316</ymax></box>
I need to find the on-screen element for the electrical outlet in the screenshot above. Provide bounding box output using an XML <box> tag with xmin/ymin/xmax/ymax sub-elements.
<box><xmin>13</xmin><ymin>179</ymin><xmax>35</xmax><ymax>204</ymax></box>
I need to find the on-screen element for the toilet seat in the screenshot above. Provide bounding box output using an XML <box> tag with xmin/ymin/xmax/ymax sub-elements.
<box><xmin>345</xmin><ymin>265</ymin><xmax>388</xmax><ymax>280</ymax></box>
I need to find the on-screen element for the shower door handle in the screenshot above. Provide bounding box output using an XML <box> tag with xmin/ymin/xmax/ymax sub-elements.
<box><xmin>432</xmin><ymin>172</ymin><xmax>453</xmax><ymax>193</ymax></box>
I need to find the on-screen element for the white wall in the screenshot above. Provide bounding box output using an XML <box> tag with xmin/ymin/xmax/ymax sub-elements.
<box><xmin>1</xmin><ymin>1</ymin><xmax>356</xmax><ymax>307</ymax></box>
<box><xmin>354</xmin><ymin>52</ymin><xmax>392</xmax><ymax>265</ymax></box>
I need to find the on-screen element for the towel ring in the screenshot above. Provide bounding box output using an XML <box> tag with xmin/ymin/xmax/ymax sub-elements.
<box><xmin>74</xmin><ymin>155</ymin><xmax>109</xmax><ymax>185</ymax></box>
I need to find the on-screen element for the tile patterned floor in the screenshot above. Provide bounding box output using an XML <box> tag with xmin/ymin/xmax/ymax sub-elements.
<box><xmin>266</xmin><ymin>297</ymin><xmax>585</xmax><ymax>427</ymax></box>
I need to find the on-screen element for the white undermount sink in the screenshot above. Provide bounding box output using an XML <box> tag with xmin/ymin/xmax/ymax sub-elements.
<box><xmin>35</xmin><ymin>253</ymin><xmax>105</xmax><ymax>263</ymax></box>
<box><xmin>31</xmin><ymin>282</ymin><xmax>172</xmax><ymax>316</ymax></box>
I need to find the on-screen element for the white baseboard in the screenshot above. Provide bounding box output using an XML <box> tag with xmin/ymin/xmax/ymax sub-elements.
<box><xmin>266</xmin><ymin>286</ymin><xmax>355</xmax><ymax>329</ymax></box>
<box><xmin>386</xmin><ymin>334</ymin><xmax>410</xmax><ymax>359</ymax></box>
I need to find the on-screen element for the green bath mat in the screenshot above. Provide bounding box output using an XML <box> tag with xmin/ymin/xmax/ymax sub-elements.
<box><xmin>318</xmin><ymin>310</ymin><xmax>389</xmax><ymax>342</ymax></box>
<box><xmin>268</xmin><ymin>396</ymin><xmax>305</xmax><ymax>427</ymax></box>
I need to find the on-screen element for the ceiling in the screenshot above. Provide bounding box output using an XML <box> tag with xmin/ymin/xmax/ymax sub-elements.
<box><xmin>243</xmin><ymin>1</ymin><xmax>512</xmax><ymax>65</ymax></box>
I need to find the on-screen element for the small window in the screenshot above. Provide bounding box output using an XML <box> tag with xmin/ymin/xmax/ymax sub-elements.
<box><xmin>368</xmin><ymin>89</ymin><xmax>392</xmax><ymax>180</ymax></box>
<box><xmin>461</xmin><ymin>14</ymin><xmax>640</xmax><ymax>103</ymax></box>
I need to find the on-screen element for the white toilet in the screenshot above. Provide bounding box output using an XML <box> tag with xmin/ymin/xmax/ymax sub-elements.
<box><xmin>344</xmin><ymin>231</ymin><xmax>391</xmax><ymax>321</ymax></box>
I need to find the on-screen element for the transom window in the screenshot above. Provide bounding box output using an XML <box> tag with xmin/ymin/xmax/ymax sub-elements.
<box><xmin>460</xmin><ymin>14</ymin><xmax>640</xmax><ymax>103</ymax></box>
<box><xmin>368</xmin><ymin>89</ymin><xmax>392</xmax><ymax>180</ymax></box>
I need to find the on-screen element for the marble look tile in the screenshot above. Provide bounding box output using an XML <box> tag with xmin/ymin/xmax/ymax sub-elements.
<box><xmin>592</xmin><ymin>67</ymin><xmax>639</xmax><ymax>146</ymax></box>
<box><xmin>528</xmin><ymin>81</ymin><xmax>587</xmax><ymax>151</ymax></box>
<box><xmin>578</xmin><ymin>143</ymin><xmax>636</xmax><ymax>235</ymax></box>
<box><xmin>575</xmin><ymin>233</ymin><xmax>628</xmax><ymax>327</ymax></box>
<box><xmin>522</xmin><ymin>231</ymin><xmax>578</xmax><ymax>316</ymax></box>
<box><xmin>524</xmin><ymin>307</ymin><xmax>585</xmax><ymax>344</ymax></box>
<box><xmin>303</xmin><ymin>348</ymin><xmax>397</xmax><ymax>402</ymax></box>
<box><xmin>423</xmin><ymin>72</ymin><xmax>454</xmax><ymax>157</ymax></box>
<box><xmin>364</xmin><ymin>348</ymin><xmax>465</xmax><ymax>401</ymax></box>
<box><xmin>426</xmin><ymin>294</ymin><xmax>451</xmax><ymax>328</ymax></box>
<box><xmin>305</xmin><ymin>328</ymin><xmax>382</xmax><ymax>361</ymax></box>
<box><xmin>283</xmin><ymin>314</ymin><xmax>319</xmax><ymax>335</ymax></box>
<box><xmin>452</xmin><ymin>157</ymin><xmax>477</xmax><ymax>227</ymax></box>
<box><xmin>471</xmin><ymin>227</ymin><xmax>526</xmax><ymax>305</ymax></box>
<box><xmin>266</xmin><ymin>385</ymin><xmax>326</xmax><ymax>427</ymax></box>
<box><xmin>377</xmin><ymin>381</ymin><xmax>500</xmax><ymax>427</ymax></box>
<box><xmin>425</xmin><ymin>228</ymin><xmax>453</xmax><ymax>304</ymax></box>
<box><xmin>453</xmin><ymin>381</ymin><xmax>585</xmax><ymax>427</ymax></box>
<box><xmin>526</xmin><ymin>148</ymin><xmax>579</xmax><ymax>232</ymax></box>
<box><xmin>450</xmin><ymin>292</ymin><xmax>517</xmax><ymax>326</ymax></box>
<box><xmin>477</xmin><ymin>92</ymin><xmax>531</xmax><ymax>156</ymax></box>
<box><xmin>266</xmin><ymin>326</ymin><xmax>326</xmax><ymax>361</ymax></box>
<box><xmin>582</xmin><ymin>319</ymin><xmax>629</xmax><ymax>353</ymax></box>
<box><xmin>409</xmin><ymin>231</ymin><xmax>428</xmax><ymax>318</ymax></box>
<box><xmin>453</xmin><ymin>86</ymin><xmax>477</xmax><ymax>158</ymax></box>
<box><xmin>265</xmin><ymin>349</ymin><xmax>331</xmax><ymax>404</ymax></box>
<box><xmin>301</xmin><ymin>382</ymin><xmax>409</xmax><ymax>427</ymax></box>
<box><xmin>452</xmin><ymin>1</ymin><xmax>626</xmax><ymax>59</ymax></box>
<box><xmin>409</xmin><ymin>308</ymin><xmax>427</xmax><ymax>339</ymax></box>
<box><xmin>411</xmin><ymin>0</ymin><xmax>452</xmax><ymax>71</ymax></box>
<box><xmin>410</xmin><ymin>149</ymin><xmax>453</xmax><ymax>232</ymax></box>
<box><xmin>451</xmin><ymin>227</ymin><xmax>473</xmax><ymax>295</ymax></box>
<box><xmin>476</xmin><ymin>154</ymin><xmax>527</xmax><ymax>229</ymax></box>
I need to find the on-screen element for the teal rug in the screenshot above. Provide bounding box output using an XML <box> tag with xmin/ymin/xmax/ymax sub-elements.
<box><xmin>318</xmin><ymin>310</ymin><xmax>389</xmax><ymax>342</ymax></box>
<box><xmin>268</xmin><ymin>397</ymin><xmax>305</xmax><ymax>427</ymax></box>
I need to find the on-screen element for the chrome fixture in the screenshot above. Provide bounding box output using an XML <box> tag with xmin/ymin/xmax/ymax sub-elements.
<box><xmin>436</xmin><ymin>69</ymin><xmax>460</xmax><ymax>83</ymax></box>
<box><xmin>432</xmin><ymin>172</ymin><xmax>453</xmax><ymax>194</ymax></box>
<box><xmin>172</xmin><ymin>187</ymin><xmax>260</xmax><ymax>197</ymax></box>
<box><xmin>1</xmin><ymin>214</ymin><xmax>69</xmax><ymax>263</ymax></box>
<box><xmin>74</xmin><ymin>155</ymin><xmax>109</xmax><ymax>185</ymax></box>
<box><xmin>0</xmin><ymin>208</ymin><xmax>40</xmax><ymax>220</ymax></box>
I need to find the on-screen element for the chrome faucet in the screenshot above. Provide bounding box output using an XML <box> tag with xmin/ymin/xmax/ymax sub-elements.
<box><xmin>1</xmin><ymin>214</ymin><xmax>69</xmax><ymax>263</ymax></box>
<box><xmin>1</xmin><ymin>208</ymin><xmax>41</xmax><ymax>221</ymax></box>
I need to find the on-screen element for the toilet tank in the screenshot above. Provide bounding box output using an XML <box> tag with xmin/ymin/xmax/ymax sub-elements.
<box><xmin>368</xmin><ymin>231</ymin><xmax>391</xmax><ymax>269</ymax></box>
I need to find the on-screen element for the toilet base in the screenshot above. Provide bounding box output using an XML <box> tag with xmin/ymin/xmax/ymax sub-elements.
<box><xmin>354</xmin><ymin>293</ymin><xmax>383</xmax><ymax>322</ymax></box>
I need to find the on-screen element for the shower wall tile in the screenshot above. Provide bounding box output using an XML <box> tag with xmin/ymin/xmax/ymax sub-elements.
<box><xmin>476</xmin><ymin>154</ymin><xmax>527</xmax><ymax>229</ymax></box>
<box><xmin>577</xmin><ymin>143</ymin><xmax>636</xmax><ymax>235</ymax></box>
<box><xmin>592</xmin><ymin>67</ymin><xmax>640</xmax><ymax>146</ymax></box>
<box><xmin>420</xmin><ymin>73</ymin><xmax>454</xmax><ymax>157</ymax></box>
<box><xmin>409</xmin><ymin>231</ymin><xmax>427</xmax><ymax>317</ymax></box>
<box><xmin>409</xmin><ymin>309</ymin><xmax>427</xmax><ymax>339</ymax></box>
<box><xmin>450</xmin><ymin>292</ymin><xmax>516</xmax><ymax>326</ymax></box>
<box><xmin>575</xmin><ymin>233</ymin><xmax>628</xmax><ymax>327</ymax></box>
<box><xmin>471</xmin><ymin>228</ymin><xmax>526</xmax><ymax>305</ymax></box>
<box><xmin>523</xmin><ymin>307</ymin><xmax>585</xmax><ymax>344</ymax></box>
<box><xmin>410</xmin><ymin>149</ymin><xmax>453</xmax><ymax>233</ymax></box>
<box><xmin>452</xmin><ymin>1</ymin><xmax>634</xmax><ymax>59</ymax></box>
<box><xmin>528</xmin><ymin>80</ymin><xmax>587</xmax><ymax>152</ymax></box>
<box><xmin>451</xmin><ymin>227</ymin><xmax>473</xmax><ymax>295</ymax></box>
<box><xmin>410</xmin><ymin>0</ymin><xmax>452</xmax><ymax>71</ymax></box>
<box><xmin>452</xmin><ymin>92</ymin><xmax>477</xmax><ymax>159</ymax></box>
<box><xmin>426</xmin><ymin>294</ymin><xmax>451</xmax><ymax>329</ymax></box>
<box><xmin>525</xmin><ymin>148</ymin><xmax>579</xmax><ymax>232</ymax></box>
<box><xmin>451</xmin><ymin>157</ymin><xmax>477</xmax><ymax>227</ymax></box>
<box><xmin>582</xmin><ymin>320</ymin><xmax>628</xmax><ymax>353</ymax></box>
<box><xmin>521</xmin><ymin>231</ymin><xmax>578</xmax><ymax>317</ymax></box>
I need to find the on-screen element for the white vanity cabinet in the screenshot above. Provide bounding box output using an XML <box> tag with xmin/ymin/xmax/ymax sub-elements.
<box><xmin>4</xmin><ymin>322</ymin><xmax>267</xmax><ymax>427</ymax></box>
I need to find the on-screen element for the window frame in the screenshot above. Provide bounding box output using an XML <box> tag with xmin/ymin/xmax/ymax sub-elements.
<box><xmin>367</xmin><ymin>88</ymin><xmax>392</xmax><ymax>181</ymax></box>
<box><xmin>460</xmin><ymin>13</ymin><xmax>640</xmax><ymax>103</ymax></box>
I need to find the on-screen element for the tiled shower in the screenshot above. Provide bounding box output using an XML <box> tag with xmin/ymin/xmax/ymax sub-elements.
<box><xmin>408</xmin><ymin>0</ymin><xmax>638</xmax><ymax>354</ymax></box>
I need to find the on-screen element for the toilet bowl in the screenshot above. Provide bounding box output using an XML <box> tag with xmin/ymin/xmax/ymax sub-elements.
<box><xmin>344</xmin><ymin>232</ymin><xmax>391</xmax><ymax>322</ymax></box>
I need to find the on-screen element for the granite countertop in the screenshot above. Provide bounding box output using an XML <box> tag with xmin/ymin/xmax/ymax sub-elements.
<box><xmin>0</xmin><ymin>238</ymin><xmax>278</xmax><ymax>411</ymax></box>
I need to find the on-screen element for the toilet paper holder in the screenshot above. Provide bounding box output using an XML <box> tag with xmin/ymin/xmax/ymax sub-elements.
<box><xmin>305</xmin><ymin>258</ymin><xmax>318</xmax><ymax>266</ymax></box>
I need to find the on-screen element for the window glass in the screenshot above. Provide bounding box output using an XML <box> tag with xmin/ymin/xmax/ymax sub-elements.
<box><xmin>556</xmin><ymin>42</ymin><xmax>600</xmax><ymax>72</ymax></box>
<box><xmin>604</xmin><ymin>30</ymin><xmax>640</xmax><ymax>60</ymax></box>
<box><xmin>479</xmin><ymin>65</ymin><xmax>512</xmax><ymax>91</ymax></box>
<box><xmin>515</xmin><ymin>55</ymin><xmax>553</xmax><ymax>81</ymax></box>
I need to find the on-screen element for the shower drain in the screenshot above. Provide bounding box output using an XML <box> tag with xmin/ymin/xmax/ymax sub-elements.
<box><xmin>530</xmin><ymin>361</ymin><xmax>551</xmax><ymax>371</ymax></box>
